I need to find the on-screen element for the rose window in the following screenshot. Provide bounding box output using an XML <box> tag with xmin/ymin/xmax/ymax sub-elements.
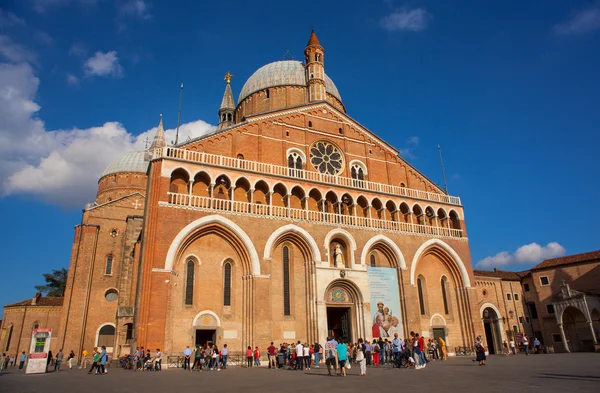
<box><xmin>310</xmin><ymin>141</ymin><xmax>343</xmax><ymax>175</ymax></box>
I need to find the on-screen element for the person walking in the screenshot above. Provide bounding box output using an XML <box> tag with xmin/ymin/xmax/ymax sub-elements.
<box><xmin>324</xmin><ymin>336</ymin><xmax>337</xmax><ymax>376</ymax></box>
<box><xmin>155</xmin><ymin>349</ymin><xmax>162</xmax><ymax>371</ymax></box>
<box><xmin>533</xmin><ymin>337</ymin><xmax>542</xmax><ymax>354</ymax></box>
<box><xmin>192</xmin><ymin>345</ymin><xmax>202</xmax><ymax>371</ymax></box>
<box><xmin>183</xmin><ymin>346</ymin><xmax>192</xmax><ymax>370</ymax></box>
<box><xmin>356</xmin><ymin>338</ymin><xmax>367</xmax><ymax>376</ymax></box>
<box><xmin>509</xmin><ymin>339</ymin><xmax>516</xmax><ymax>355</ymax></box>
<box><xmin>221</xmin><ymin>344</ymin><xmax>228</xmax><ymax>369</ymax></box>
<box><xmin>0</xmin><ymin>353</ymin><xmax>6</xmax><ymax>372</ymax></box>
<box><xmin>54</xmin><ymin>349</ymin><xmax>64</xmax><ymax>372</ymax></box>
<box><xmin>98</xmin><ymin>346</ymin><xmax>108</xmax><ymax>375</ymax></box>
<box><xmin>212</xmin><ymin>345</ymin><xmax>220</xmax><ymax>371</ymax></box>
<box><xmin>337</xmin><ymin>340</ymin><xmax>348</xmax><ymax>377</ymax></box>
<box><xmin>67</xmin><ymin>350</ymin><xmax>75</xmax><ymax>369</ymax></box>
<box><xmin>475</xmin><ymin>336</ymin><xmax>486</xmax><ymax>366</ymax></box>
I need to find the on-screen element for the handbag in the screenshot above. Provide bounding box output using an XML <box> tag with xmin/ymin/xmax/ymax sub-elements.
<box><xmin>345</xmin><ymin>362</ymin><xmax>351</xmax><ymax>370</ymax></box>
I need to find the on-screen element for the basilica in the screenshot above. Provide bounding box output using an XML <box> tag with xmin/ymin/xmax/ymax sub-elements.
<box><xmin>7</xmin><ymin>31</ymin><xmax>584</xmax><ymax>359</ymax></box>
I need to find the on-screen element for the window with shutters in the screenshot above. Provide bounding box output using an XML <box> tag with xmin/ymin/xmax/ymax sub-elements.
<box><xmin>441</xmin><ymin>277</ymin><xmax>449</xmax><ymax>315</ymax></box>
<box><xmin>185</xmin><ymin>260</ymin><xmax>194</xmax><ymax>305</ymax></box>
<box><xmin>283</xmin><ymin>246</ymin><xmax>291</xmax><ymax>316</ymax></box>
<box><xmin>224</xmin><ymin>261</ymin><xmax>232</xmax><ymax>306</ymax></box>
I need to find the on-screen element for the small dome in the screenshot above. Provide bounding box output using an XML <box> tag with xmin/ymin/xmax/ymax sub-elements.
<box><xmin>238</xmin><ymin>60</ymin><xmax>342</xmax><ymax>104</ymax></box>
<box><xmin>102</xmin><ymin>151</ymin><xmax>149</xmax><ymax>177</ymax></box>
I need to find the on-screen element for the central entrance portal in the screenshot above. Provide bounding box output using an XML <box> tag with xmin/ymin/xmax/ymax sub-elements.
<box><xmin>327</xmin><ymin>307</ymin><xmax>352</xmax><ymax>341</ymax></box>
<box><xmin>195</xmin><ymin>329</ymin><xmax>216</xmax><ymax>347</ymax></box>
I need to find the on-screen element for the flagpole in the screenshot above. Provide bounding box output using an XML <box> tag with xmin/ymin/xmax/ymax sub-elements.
<box><xmin>175</xmin><ymin>83</ymin><xmax>183</xmax><ymax>145</ymax></box>
<box><xmin>438</xmin><ymin>145</ymin><xmax>448</xmax><ymax>194</ymax></box>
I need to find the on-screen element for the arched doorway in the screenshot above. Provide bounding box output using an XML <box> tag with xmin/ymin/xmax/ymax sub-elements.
<box><xmin>193</xmin><ymin>311</ymin><xmax>221</xmax><ymax>347</ymax></box>
<box><xmin>482</xmin><ymin>307</ymin><xmax>502</xmax><ymax>354</ymax></box>
<box><xmin>324</xmin><ymin>280</ymin><xmax>365</xmax><ymax>343</ymax></box>
<box><xmin>562</xmin><ymin>306</ymin><xmax>594</xmax><ymax>352</ymax></box>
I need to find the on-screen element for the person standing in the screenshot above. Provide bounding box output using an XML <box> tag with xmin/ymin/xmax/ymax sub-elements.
<box><xmin>46</xmin><ymin>350</ymin><xmax>53</xmax><ymax>372</ymax></box>
<box><xmin>523</xmin><ymin>335</ymin><xmax>530</xmax><ymax>356</ymax></box>
<box><xmin>155</xmin><ymin>349</ymin><xmax>162</xmax><ymax>371</ymax></box>
<box><xmin>67</xmin><ymin>350</ymin><xmax>75</xmax><ymax>369</ymax></box>
<box><xmin>246</xmin><ymin>346</ymin><xmax>253</xmax><ymax>367</ymax></box>
<box><xmin>313</xmin><ymin>341</ymin><xmax>321</xmax><ymax>368</ymax></box>
<box><xmin>509</xmin><ymin>339</ymin><xmax>516</xmax><ymax>355</ymax></box>
<box><xmin>356</xmin><ymin>338</ymin><xmax>367</xmax><ymax>376</ymax></box>
<box><xmin>212</xmin><ymin>345</ymin><xmax>220</xmax><ymax>371</ymax></box>
<box><xmin>79</xmin><ymin>348</ymin><xmax>89</xmax><ymax>369</ymax></box>
<box><xmin>253</xmin><ymin>346</ymin><xmax>261</xmax><ymax>367</ymax></box>
<box><xmin>364</xmin><ymin>340</ymin><xmax>372</xmax><ymax>366</ymax></box>
<box><xmin>475</xmin><ymin>336</ymin><xmax>486</xmax><ymax>366</ymax></box>
<box><xmin>372</xmin><ymin>340</ymin><xmax>380</xmax><ymax>367</ymax></box>
<box><xmin>54</xmin><ymin>349</ymin><xmax>64</xmax><ymax>371</ymax></box>
<box><xmin>391</xmin><ymin>333</ymin><xmax>402</xmax><ymax>366</ymax></box>
<box><xmin>19</xmin><ymin>351</ymin><xmax>27</xmax><ymax>371</ymax></box>
<box><xmin>183</xmin><ymin>346</ymin><xmax>192</xmax><ymax>370</ymax></box>
<box><xmin>221</xmin><ymin>344</ymin><xmax>228</xmax><ymax>369</ymax></box>
<box><xmin>295</xmin><ymin>341</ymin><xmax>303</xmax><ymax>371</ymax></box>
<box><xmin>417</xmin><ymin>333</ymin><xmax>427</xmax><ymax>366</ymax></box>
<box><xmin>267</xmin><ymin>342</ymin><xmax>276</xmax><ymax>369</ymax></box>
<box><xmin>303</xmin><ymin>343</ymin><xmax>311</xmax><ymax>370</ymax></box>
<box><xmin>0</xmin><ymin>353</ymin><xmax>6</xmax><ymax>372</ymax></box>
<box><xmin>192</xmin><ymin>345</ymin><xmax>202</xmax><ymax>371</ymax></box>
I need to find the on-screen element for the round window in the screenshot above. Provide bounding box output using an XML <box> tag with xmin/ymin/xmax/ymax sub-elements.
<box><xmin>105</xmin><ymin>289</ymin><xmax>118</xmax><ymax>302</ymax></box>
<box><xmin>310</xmin><ymin>141</ymin><xmax>343</xmax><ymax>175</ymax></box>
<box><xmin>482</xmin><ymin>289</ymin><xmax>488</xmax><ymax>297</ymax></box>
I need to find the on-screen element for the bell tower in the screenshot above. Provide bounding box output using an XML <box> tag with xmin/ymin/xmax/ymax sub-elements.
<box><xmin>217</xmin><ymin>72</ymin><xmax>236</xmax><ymax>130</ymax></box>
<box><xmin>304</xmin><ymin>30</ymin><xmax>326</xmax><ymax>102</ymax></box>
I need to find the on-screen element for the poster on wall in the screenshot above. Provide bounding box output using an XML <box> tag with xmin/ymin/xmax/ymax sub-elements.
<box><xmin>25</xmin><ymin>328</ymin><xmax>52</xmax><ymax>374</ymax></box>
<box><xmin>367</xmin><ymin>267</ymin><xmax>403</xmax><ymax>338</ymax></box>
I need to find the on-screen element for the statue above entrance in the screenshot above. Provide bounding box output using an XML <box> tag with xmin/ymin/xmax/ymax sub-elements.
<box><xmin>334</xmin><ymin>244</ymin><xmax>344</xmax><ymax>268</ymax></box>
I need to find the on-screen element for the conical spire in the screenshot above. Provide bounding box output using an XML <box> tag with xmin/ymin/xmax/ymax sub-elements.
<box><xmin>307</xmin><ymin>29</ymin><xmax>321</xmax><ymax>47</ymax></box>
<box><xmin>150</xmin><ymin>114</ymin><xmax>166</xmax><ymax>150</ymax></box>
<box><xmin>217</xmin><ymin>72</ymin><xmax>236</xmax><ymax>130</ymax></box>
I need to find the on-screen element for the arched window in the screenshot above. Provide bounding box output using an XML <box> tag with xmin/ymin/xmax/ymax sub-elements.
<box><xmin>33</xmin><ymin>322</ymin><xmax>39</xmax><ymax>330</ymax></box>
<box><xmin>283</xmin><ymin>246</ymin><xmax>291</xmax><ymax>316</ymax></box>
<box><xmin>266</xmin><ymin>89</ymin><xmax>270</xmax><ymax>99</ymax></box>
<box><xmin>105</xmin><ymin>255</ymin><xmax>113</xmax><ymax>275</ymax></box>
<box><xmin>287</xmin><ymin>151</ymin><xmax>303</xmax><ymax>178</ymax></box>
<box><xmin>97</xmin><ymin>324</ymin><xmax>115</xmax><ymax>347</ymax></box>
<box><xmin>308</xmin><ymin>121</ymin><xmax>313</xmax><ymax>128</ymax></box>
<box><xmin>124</xmin><ymin>323</ymin><xmax>133</xmax><ymax>340</ymax></box>
<box><xmin>185</xmin><ymin>260</ymin><xmax>194</xmax><ymax>305</ymax></box>
<box><xmin>4</xmin><ymin>324</ymin><xmax>13</xmax><ymax>351</ymax></box>
<box><xmin>224</xmin><ymin>261</ymin><xmax>232</xmax><ymax>306</ymax></box>
<box><xmin>370</xmin><ymin>254</ymin><xmax>376</xmax><ymax>268</ymax></box>
<box><xmin>350</xmin><ymin>162</ymin><xmax>366</xmax><ymax>188</ymax></box>
<box><xmin>417</xmin><ymin>277</ymin><xmax>426</xmax><ymax>315</ymax></box>
<box><xmin>441</xmin><ymin>277</ymin><xmax>449</xmax><ymax>315</ymax></box>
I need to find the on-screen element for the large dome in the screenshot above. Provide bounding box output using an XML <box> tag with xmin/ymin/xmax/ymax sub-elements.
<box><xmin>102</xmin><ymin>151</ymin><xmax>149</xmax><ymax>177</ymax></box>
<box><xmin>238</xmin><ymin>60</ymin><xmax>342</xmax><ymax>104</ymax></box>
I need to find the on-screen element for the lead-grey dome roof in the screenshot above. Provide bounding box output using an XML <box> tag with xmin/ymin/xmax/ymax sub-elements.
<box><xmin>102</xmin><ymin>151</ymin><xmax>149</xmax><ymax>177</ymax></box>
<box><xmin>238</xmin><ymin>60</ymin><xmax>342</xmax><ymax>104</ymax></box>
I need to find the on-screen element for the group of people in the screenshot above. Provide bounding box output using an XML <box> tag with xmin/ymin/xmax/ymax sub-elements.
<box><xmin>183</xmin><ymin>344</ymin><xmax>228</xmax><ymax>372</ymax></box>
<box><xmin>500</xmin><ymin>334</ymin><xmax>543</xmax><ymax>356</ymax></box>
<box><xmin>118</xmin><ymin>347</ymin><xmax>163</xmax><ymax>371</ymax></box>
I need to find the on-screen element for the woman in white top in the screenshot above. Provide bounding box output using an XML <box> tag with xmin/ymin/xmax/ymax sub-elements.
<box><xmin>303</xmin><ymin>344</ymin><xmax>311</xmax><ymax>370</ymax></box>
<box><xmin>356</xmin><ymin>338</ymin><xmax>367</xmax><ymax>376</ymax></box>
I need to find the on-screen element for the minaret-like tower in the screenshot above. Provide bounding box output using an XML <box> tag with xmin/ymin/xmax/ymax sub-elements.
<box><xmin>217</xmin><ymin>72</ymin><xmax>236</xmax><ymax>130</ymax></box>
<box><xmin>145</xmin><ymin>114</ymin><xmax>166</xmax><ymax>161</ymax></box>
<box><xmin>304</xmin><ymin>30</ymin><xmax>326</xmax><ymax>102</ymax></box>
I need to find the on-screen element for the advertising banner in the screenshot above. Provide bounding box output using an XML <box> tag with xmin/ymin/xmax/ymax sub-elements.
<box><xmin>367</xmin><ymin>267</ymin><xmax>403</xmax><ymax>338</ymax></box>
<box><xmin>26</xmin><ymin>328</ymin><xmax>52</xmax><ymax>374</ymax></box>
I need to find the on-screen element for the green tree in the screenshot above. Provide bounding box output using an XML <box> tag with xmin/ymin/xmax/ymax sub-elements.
<box><xmin>35</xmin><ymin>268</ymin><xmax>68</xmax><ymax>297</ymax></box>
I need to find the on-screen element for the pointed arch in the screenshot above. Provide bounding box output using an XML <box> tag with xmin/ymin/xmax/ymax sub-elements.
<box><xmin>360</xmin><ymin>234</ymin><xmax>407</xmax><ymax>269</ymax></box>
<box><xmin>324</xmin><ymin>228</ymin><xmax>357</xmax><ymax>266</ymax></box>
<box><xmin>264</xmin><ymin>224</ymin><xmax>322</xmax><ymax>262</ymax></box>
<box><xmin>193</xmin><ymin>310</ymin><xmax>221</xmax><ymax>327</ymax></box>
<box><xmin>165</xmin><ymin>215</ymin><xmax>260</xmax><ymax>275</ymax></box>
<box><xmin>410</xmin><ymin>239</ymin><xmax>471</xmax><ymax>287</ymax></box>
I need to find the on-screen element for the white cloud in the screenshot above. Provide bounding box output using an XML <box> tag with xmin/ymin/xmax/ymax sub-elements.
<box><xmin>83</xmin><ymin>51</ymin><xmax>123</xmax><ymax>77</ymax></box>
<box><xmin>0</xmin><ymin>61</ymin><xmax>216</xmax><ymax>208</ymax></box>
<box><xmin>66</xmin><ymin>73</ymin><xmax>79</xmax><ymax>85</ymax></box>
<box><xmin>476</xmin><ymin>242</ymin><xmax>566</xmax><ymax>269</ymax></box>
<box><xmin>554</xmin><ymin>2</ymin><xmax>600</xmax><ymax>35</ymax></box>
<box><xmin>0</xmin><ymin>9</ymin><xmax>26</xmax><ymax>28</ymax></box>
<box><xmin>35</xmin><ymin>31</ymin><xmax>54</xmax><ymax>46</ymax></box>
<box><xmin>119</xmin><ymin>0</ymin><xmax>152</xmax><ymax>20</ymax></box>
<box><xmin>69</xmin><ymin>42</ymin><xmax>88</xmax><ymax>57</ymax></box>
<box><xmin>0</xmin><ymin>35</ymin><xmax>37</xmax><ymax>63</ymax></box>
<box><xmin>399</xmin><ymin>136</ymin><xmax>419</xmax><ymax>158</ymax></box>
<box><xmin>380</xmin><ymin>8</ymin><xmax>430</xmax><ymax>32</ymax></box>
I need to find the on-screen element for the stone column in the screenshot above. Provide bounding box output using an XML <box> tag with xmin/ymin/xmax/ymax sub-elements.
<box><xmin>209</xmin><ymin>183</ymin><xmax>215</xmax><ymax>209</ymax></box>
<box><xmin>558</xmin><ymin>323</ymin><xmax>570</xmax><ymax>353</ymax></box>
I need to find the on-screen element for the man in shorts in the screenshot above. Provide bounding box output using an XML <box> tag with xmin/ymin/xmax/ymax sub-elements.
<box><xmin>324</xmin><ymin>336</ymin><xmax>338</xmax><ymax>376</ymax></box>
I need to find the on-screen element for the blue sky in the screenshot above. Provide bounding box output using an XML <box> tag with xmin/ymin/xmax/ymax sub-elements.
<box><xmin>0</xmin><ymin>0</ymin><xmax>599</xmax><ymax>311</ymax></box>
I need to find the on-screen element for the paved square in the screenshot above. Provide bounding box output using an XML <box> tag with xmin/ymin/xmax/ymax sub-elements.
<box><xmin>1</xmin><ymin>354</ymin><xmax>599</xmax><ymax>393</ymax></box>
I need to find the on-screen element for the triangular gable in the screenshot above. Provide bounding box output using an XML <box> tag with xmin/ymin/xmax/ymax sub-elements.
<box><xmin>177</xmin><ymin>101</ymin><xmax>446</xmax><ymax>194</ymax></box>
